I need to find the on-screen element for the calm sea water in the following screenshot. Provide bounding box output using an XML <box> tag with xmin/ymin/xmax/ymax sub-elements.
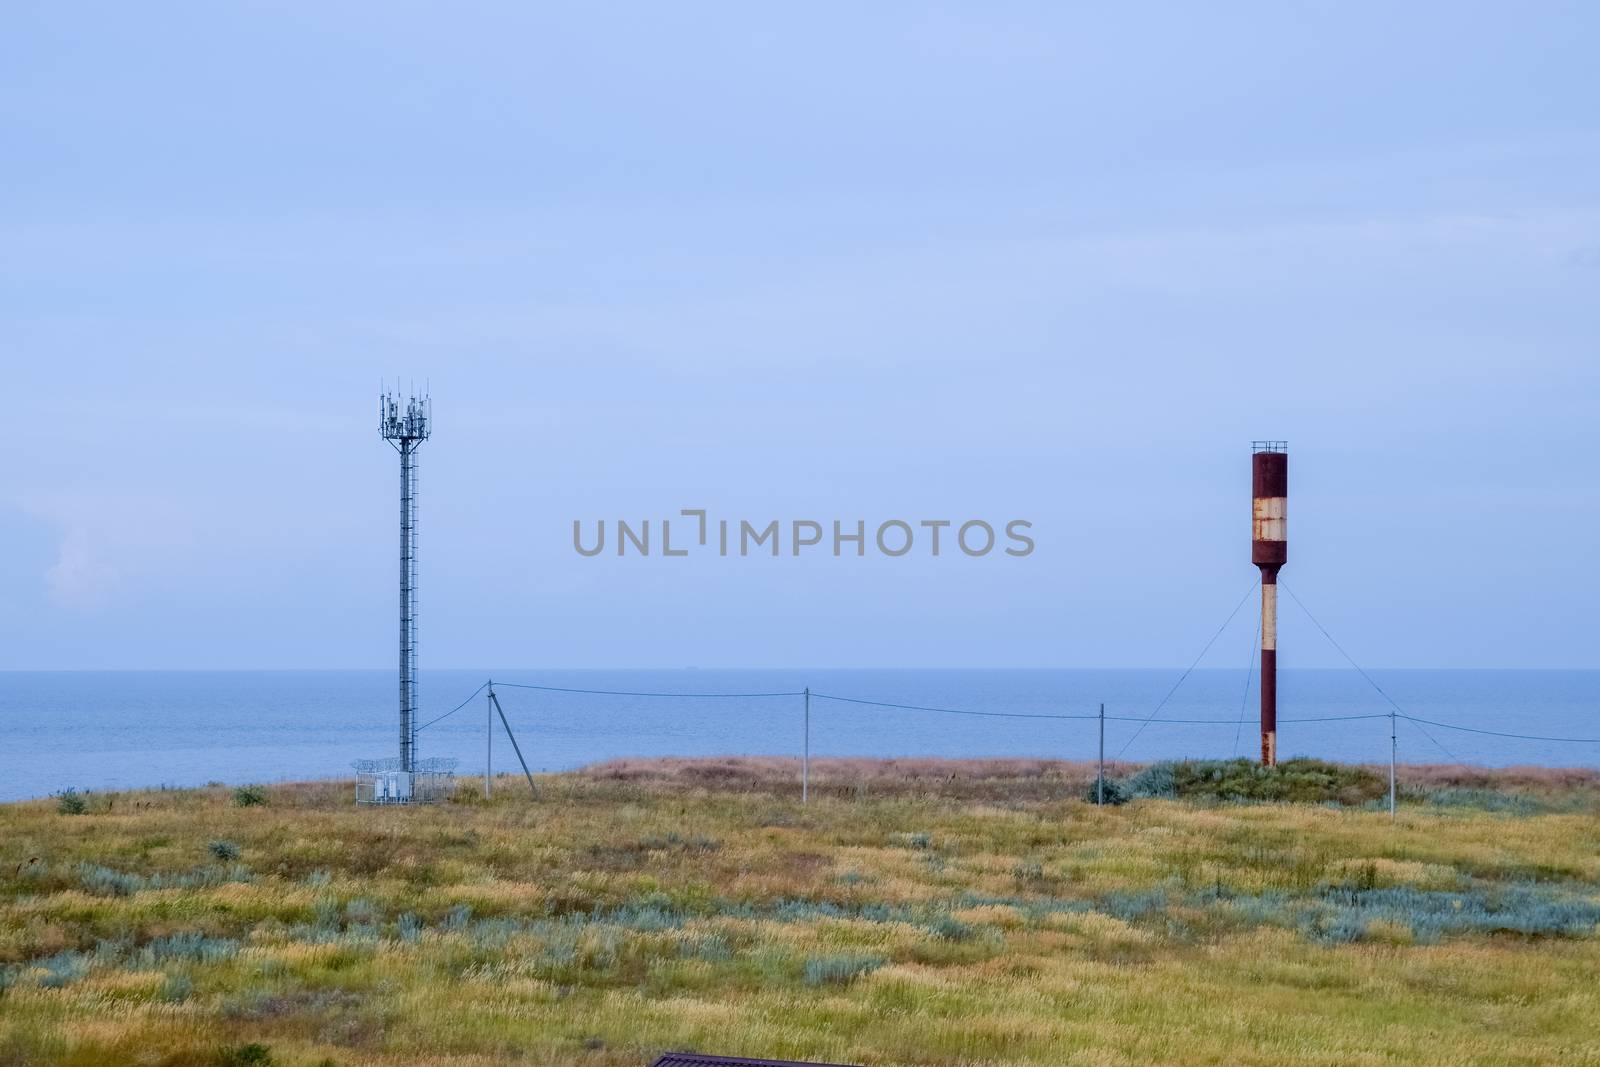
<box><xmin>2</xmin><ymin>669</ymin><xmax>1597</xmax><ymax>801</ymax></box>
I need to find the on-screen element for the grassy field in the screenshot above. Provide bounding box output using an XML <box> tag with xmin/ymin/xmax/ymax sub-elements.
<box><xmin>3</xmin><ymin>757</ymin><xmax>1599</xmax><ymax>1067</ymax></box>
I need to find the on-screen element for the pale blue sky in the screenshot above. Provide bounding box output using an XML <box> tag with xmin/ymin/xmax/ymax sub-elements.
<box><xmin>2</xmin><ymin>2</ymin><xmax>1596</xmax><ymax>669</ymax></box>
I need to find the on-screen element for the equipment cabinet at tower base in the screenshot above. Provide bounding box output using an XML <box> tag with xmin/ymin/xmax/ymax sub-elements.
<box><xmin>353</xmin><ymin>757</ymin><xmax>457</xmax><ymax>805</ymax></box>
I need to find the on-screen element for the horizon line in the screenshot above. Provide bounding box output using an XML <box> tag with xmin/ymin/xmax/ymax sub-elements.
<box><xmin>2</xmin><ymin>665</ymin><xmax>1595</xmax><ymax>674</ymax></box>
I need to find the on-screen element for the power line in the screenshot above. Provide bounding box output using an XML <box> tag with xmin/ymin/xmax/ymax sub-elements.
<box><xmin>1116</xmin><ymin>580</ymin><xmax>1259</xmax><ymax>757</ymax></box>
<box><xmin>490</xmin><ymin>681</ymin><xmax>805</xmax><ymax>699</ymax></box>
<box><xmin>1400</xmin><ymin>714</ymin><xmax>1600</xmax><ymax>745</ymax></box>
<box><xmin>1283</xmin><ymin>713</ymin><xmax>1391</xmax><ymax>723</ymax></box>
<box><xmin>1280</xmin><ymin>583</ymin><xmax>1456</xmax><ymax>761</ymax></box>
<box><xmin>811</xmin><ymin>692</ymin><xmax>1097</xmax><ymax>720</ymax></box>
<box><xmin>1110</xmin><ymin>712</ymin><xmax>1383</xmax><ymax>724</ymax></box>
<box><xmin>422</xmin><ymin>678</ymin><xmax>1393</xmax><ymax>734</ymax></box>
<box><xmin>414</xmin><ymin>681</ymin><xmax>488</xmax><ymax>732</ymax></box>
<box><xmin>414</xmin><ymin>668</ymin><xmax>1569</xmax><ymax>756</ymax></box>
<box><xmin>1233</xmin><ymin>615</ymin><xmax>1261</xmax><ymax>757</ymax></box>
<box><xmin>1399</xmin><ymin>714</ymin><xmax>1458</xmax><ymax>762</ymax></box>
<box><xmin>1114</xmin><ymin>715</ymin><xmax>1238</xmax><ymax>724</ymax></box>
<box><xmin>821</xmin><ymin>705</ymin><xmax>1385</xmax><ymax>725</ymax></box>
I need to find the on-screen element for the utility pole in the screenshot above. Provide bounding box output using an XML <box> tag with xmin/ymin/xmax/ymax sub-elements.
<box><xmin>485</xmin><ymin>680</ymin><xmax>493</xmax><ymax>800</ymax></box>
<box><xmin>1389</xmin><ymin>709</ymin><xmax>1397</xmax><ymax>819</ymax></box>
<box><xmin>488</xmin><ymin>686</ymin><xmax>537</xmax><ymax>796</ymax></box>
<box><xmin>1097</xmin><ymin>702</ymin><xmax>1105</xmax><ymax>805</ymax></box>
<box><xmin>802</xmin><ymin>687</ymin><xmax>810</xmax><ymax>805</ymax></box>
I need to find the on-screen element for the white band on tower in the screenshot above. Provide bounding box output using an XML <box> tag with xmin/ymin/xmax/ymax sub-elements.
<box><xmin>1261</xmin><ymin>583</ymin><xmax>1277</xmax><ymax>651</ymax></box>
<box><xmin>1253</xmin><ymin>496</ymin><xmax>1286</xmax><ymax>543</ymax></box>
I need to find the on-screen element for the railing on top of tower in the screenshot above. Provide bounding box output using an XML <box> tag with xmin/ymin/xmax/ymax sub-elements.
<box><xmin>1251</xmin><ymin>440</ymin><xmax>1287</xmax><ymax>453</ymax></box>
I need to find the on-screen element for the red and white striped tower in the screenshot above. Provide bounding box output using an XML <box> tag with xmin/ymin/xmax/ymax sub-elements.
<box><xmin>1252</xmin><ymin>442</ymin><xmax>1288</xmax><ymax>766</ymax></box>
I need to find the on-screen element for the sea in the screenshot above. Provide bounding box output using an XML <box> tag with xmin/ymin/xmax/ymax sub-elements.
<box><xmin>2</xmin><ymin>669</ymin><xmax>1596</xmax><ymax>801</ymax></box>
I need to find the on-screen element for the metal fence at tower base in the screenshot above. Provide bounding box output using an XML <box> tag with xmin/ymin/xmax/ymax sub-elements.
<box><xmin>353</xmin><ymin>756</ymin><xmax>457</xmax><ymax>804</ymax></box>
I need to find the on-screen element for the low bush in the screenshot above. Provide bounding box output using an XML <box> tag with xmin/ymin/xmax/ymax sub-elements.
<box><xmin>1121</xmin><ymin>759</ymin><xmax>1383</xmax><ymax>805</ymax></box>
<box><xmin>54</xmin><ymin>790</ymin><xmax>87</xmax><ymax>816</ymax></box>
<box><xmin>678</xmin><ymin>931</ymin><xmax>732</xmax><ymax>961</ymax></box>
<box><xmin>232</xmin><ymin>786</ymin><xmax>266</xmax><ymax>808</ymax></box>
<box><xmin>1084</xmin><ymin>776</ymin><xmax>1129</xmax><ymax>805</ymax></box>
<box><xmin>637</xmin><ymin>831</ymin><xmax>720</xmax><ymax>852</ymax></box>
<box><xmin>78</xmin><ymin>863</ymin><xmax>145</xmax><ymax>897</ymax></box>
<box><xmin>927</xmin><ymin>916</ymin><xmax>975</xmax><ymax>942</ymax></box>
<box><xmin>1419</xmin><ymin>788</ymin><xmax>1548</xmax><ymax>815</ymax></box>
<box><xmin>395</xmin><ymin>913</ymin><xmax>423</xmax><ymax>942</ymax></box>
<box><xmin>207</xmin><ymin>840</ymin><xmax>241</xmax><ymax>862</ymax></box>
<box><xmin>803</xmin><ymin>953</ymin><xmax>887</xmax><ymax>986</ymax></box>
<box><xmin>143</xmin><ymin>933</ymin><xmax>241</xmax><ymax>964</ymax></box>
<box><xmin>1123</xmin><ymin>763</ymin><xmax>1177</xmax><ymax>799</ymax></box>
<box><xmin>1102</xmin><ymin>889</ymin><xmax>1168</xmax><ymax>922</ymax></box>
<box><xmin>35</xmin><ymin>951</ymin><xmax>90</xmax><ymax>989</ymax></box>
<box><xmin>344</xmin><ymin>898</ymin><xmax>381</xmax><ymax>924</ymax></box>
<box><xmin>77</xmin><ymin>861</ymin><xmax>250</xmax><ymax>897</ymax></box>
<box><xmin>1319</xmin><ymin>883</ymin><xmax>1600</xmax><ymax>942</ymax></box>
<box><xmin>159</xmin><ymin>974</ymin><xmax>194</xmax><ymax>1003</ymax></box>
<box><xmin>1302</xmin><ymin>911</ymin><xmax>1369</xmax><ymax>945</ymax></box>
<box><xmin>1012</xmin><ymin>859</ymin><xmax>1046</xmax><ymax>883</ymax></box>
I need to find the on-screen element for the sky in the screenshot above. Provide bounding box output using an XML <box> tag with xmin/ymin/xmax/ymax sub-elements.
<box><xmin>1</xmin><ymin>2</ymin><xmax>1596</xmax><ymax>670</ymax></box>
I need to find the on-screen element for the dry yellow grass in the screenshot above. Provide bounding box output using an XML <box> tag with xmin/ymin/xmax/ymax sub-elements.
<box><xmin>1</xmin><ymin>760</ymin><xmax>1598</xmax><ymax>1066</ymax></box>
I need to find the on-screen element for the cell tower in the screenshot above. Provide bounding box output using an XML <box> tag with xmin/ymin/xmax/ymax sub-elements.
<box><xmin>381</xmin><ymin>390</ymin><xmax>429</xmax><ymax>770</ymax></box>
<box><xmin>1251</xmin><ymin>441</ymin><xmax>1287</xmax><ymax>766</ymax></box>
<box><xmin>354</xmin><ymin>389</ymin><xmax>455</xmax><ymax>804</ymax></box>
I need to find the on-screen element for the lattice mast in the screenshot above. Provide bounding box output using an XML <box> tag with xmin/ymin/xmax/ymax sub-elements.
<box><xmin>381</xmin><ymin>390</ymin><xmax>431</xmax><ymax>771</ymax></box>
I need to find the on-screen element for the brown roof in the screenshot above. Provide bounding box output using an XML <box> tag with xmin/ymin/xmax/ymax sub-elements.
<box><xmin>650</xmin><ymin>1055</ymin><xmax>863</xmax><ymax>1067</ymax></box>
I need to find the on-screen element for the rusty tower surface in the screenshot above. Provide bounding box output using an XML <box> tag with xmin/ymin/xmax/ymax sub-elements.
<box><xmin>1251</xmin><ymin>442</ymin><xmax>1287</xmax><ymax>765</ymax></box>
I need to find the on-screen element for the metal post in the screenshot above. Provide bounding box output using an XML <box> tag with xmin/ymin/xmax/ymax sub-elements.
<box><xmin>485</xmin><ymin>680</ymin><xmax>493</xmax><ymax>800</ymax></box>
<box><xmin>1389</xmin><ymin>709</ymin><xmax>1397</xmax><ymax>819</ymax></box>
<box><xmin>802</xmin><ymin>687</ymin><xmax>810</xmax><ymax>805</ymax></box>
<box><xmin>489</xmin><ymin>689</ymin><xmax>537</xmax><ymax>796</ymax></box>
<box><xmin>1097</xmin><ymin>702</ymin><xmax>1105</xmax><ymax>805</ymax></box>
<box><xmin>399</xmin><ymin>439</ymin><xmax>417</xmax><ymax>771</ymax></box>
